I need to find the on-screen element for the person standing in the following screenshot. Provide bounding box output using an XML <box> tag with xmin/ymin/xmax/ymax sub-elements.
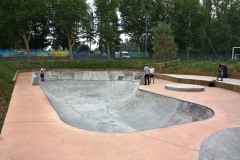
<box><xmin>40</xmin><ymin>68</ymin><xmax>46</xmax><ymax>81</ymax></box>
<box><xmin>216</xmin><ymin>62</ymin><xmax>223</xmax><ymax>81</ymax></box>
<box><xmin>149</xmin><ymin>66</ymin><xmax>155</xmax><ymax>83</ymax></box>
<box><xmin>144</xmin><ymin>64</ymin><xmax>150</xmax><ymax>85</ymax></box>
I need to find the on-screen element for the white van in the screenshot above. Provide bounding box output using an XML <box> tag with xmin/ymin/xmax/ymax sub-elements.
<box><xmin>115</xmin><ymin>51</ymin><xmax>130</xmax><ymax>59</ymax></box>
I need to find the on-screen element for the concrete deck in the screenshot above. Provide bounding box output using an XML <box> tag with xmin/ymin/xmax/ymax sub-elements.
<box><xmin>0</xmin><ymin>72</ymin><xmax>240</xmax><ymax>160</ymax></box>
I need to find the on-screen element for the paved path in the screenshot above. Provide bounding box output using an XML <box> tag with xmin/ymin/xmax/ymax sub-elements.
<box><xmin>0</xmin><ymin>72</ymin><xmax>240</xmax><ymax>160</ymax></box>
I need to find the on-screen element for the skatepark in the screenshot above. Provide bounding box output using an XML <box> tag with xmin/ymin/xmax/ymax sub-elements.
<box><xmin>39</xmin><ymin>71</ymin><xmax>214</xmax><ymax>133</ymax></box>
<box><xmin>0</xmin><ymin>70</ymin><xmax>240</xmax><ymax>160</ymax></box>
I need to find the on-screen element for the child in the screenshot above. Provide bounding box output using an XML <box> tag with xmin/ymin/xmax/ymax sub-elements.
<box><xmin>149</xmin><ymin>66</ymin><xmax>155</xmax><ymax>83</ymax></box>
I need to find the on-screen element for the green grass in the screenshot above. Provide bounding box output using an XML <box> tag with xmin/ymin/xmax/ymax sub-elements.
<box><xmin>0</xmin><ymin>59</ymin><xmax>240</xmax><ymax>133</ymax></box>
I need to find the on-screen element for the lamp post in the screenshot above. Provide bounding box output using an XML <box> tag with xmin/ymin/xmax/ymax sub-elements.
<box><xmin>89</xmin><ymin>11</ymin><xmax>94</xmax><ymax>52</ymax></box>
<box><xmin>145</xmin><ymin>13</ymin><xmax>148</xmax><ymax>55</ymax></box>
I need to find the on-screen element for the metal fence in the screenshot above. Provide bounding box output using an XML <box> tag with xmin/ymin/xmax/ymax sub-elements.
<box><xmin>177</xmin><ymin>48</ymin><xmax>238</xmax><ymax>61</ymax></box>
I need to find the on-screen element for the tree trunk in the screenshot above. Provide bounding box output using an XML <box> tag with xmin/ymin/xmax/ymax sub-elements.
<box><xmin>186</xmin><ymin>46</ymin><xmax>190</xmax><ymax>60</ymax></box>
<box><xmin>68</xmin><ymin>36</ymin><xmax>76</xmax><ymax>60</ymax></box>
<box><xmin>137</xmin><ymin>44</ymin><xmax>141</xmax><ymax>58</ymax></box>
<box><xmin>69</xmin><ymin>43</ymin><xmax>73</xmax><ymax>60</ymax></box>
<box><xmin>24</xmin><ymin>38</ymin><xmax>30</xmax><ymax>56</ymax></box>
<box><xmin>107</xmin><ymin>42</ymin><xmax>111</xmax><ymax>60</ymax></box>
<box><xmin>19</xmin><ymin>30</ymin><xmax>31</xmax><ymax>57</ymax></box>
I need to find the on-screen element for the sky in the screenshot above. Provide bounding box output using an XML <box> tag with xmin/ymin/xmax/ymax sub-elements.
<box><xmin>87</xmin><ymin>0</ymin><xmax>93</xmax><ymax>4</ymax></box>
<box><xmin>87</xmin><ymin>0</ymin><xmax>94</xmax><ymax>10</ymax></box>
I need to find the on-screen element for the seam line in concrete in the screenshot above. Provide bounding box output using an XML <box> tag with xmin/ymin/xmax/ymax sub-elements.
<box><xmin>140</xmin><ymin>134</ymin><xmax>199</xmax><ymax>152</ymax></box>
<box><xmin>5</xmin><ymin>121</ymin><xmax>57</xmax><ymax>124</ymax></box>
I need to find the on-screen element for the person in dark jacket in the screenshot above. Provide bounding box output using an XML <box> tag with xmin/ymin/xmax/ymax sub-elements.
<box><xmin>216</xmin><ymin>62</ymin><xmax>223</xmax><ymax>81</ymax></box>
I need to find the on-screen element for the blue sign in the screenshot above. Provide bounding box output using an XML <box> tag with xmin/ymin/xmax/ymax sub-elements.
<box><xmin>101</xmin><ymin>51</ymin><xmax>107</xmax><ymax>57</ymax></box>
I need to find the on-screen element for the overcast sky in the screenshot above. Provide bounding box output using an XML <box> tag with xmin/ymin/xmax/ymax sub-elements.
<box><xmin>87</xmin><ymin>0</ymin><xmax>94</xmax><ymax>7</ymax></box>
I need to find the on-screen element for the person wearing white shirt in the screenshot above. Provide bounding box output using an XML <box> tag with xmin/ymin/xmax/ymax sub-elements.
<box><xmin>149</xmin><ymin>66</ymin><xmax>155</xmax><ymax>83</ymax></box>
<box><xmin>40</xmin><ymin>68</ymin><xmax>46</xmax><ymax>81</ymax></box>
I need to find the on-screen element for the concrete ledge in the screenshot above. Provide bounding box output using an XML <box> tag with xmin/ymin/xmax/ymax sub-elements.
<box><xmin>157</xmin><ymin>74</ymin><xmax>240</xmax><ymax>93</ymax></box>
<box><xmin>165</xmin><ymin>84</ymin><xmax>205</xmax><ymax>92</ymax></box>
<box><xmin>12</xmin><ymin>70</ymin><xmax>19</xmax><ymax>84</ymax></box>
<box><xmin>31</xmin><ymin>72</ymin><xmax>39</xmax><ymax>85</ymax></box>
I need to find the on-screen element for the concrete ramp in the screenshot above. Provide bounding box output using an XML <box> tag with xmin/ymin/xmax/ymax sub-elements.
<box><xmin>40</xmin><ymin>71</ymin><xmax>214</xmax><ymax>132</ymax></box>
<box><xmin>199</xmin><ymin>127</ymin><xmax>240</xmax><ymax>160</ymax></box>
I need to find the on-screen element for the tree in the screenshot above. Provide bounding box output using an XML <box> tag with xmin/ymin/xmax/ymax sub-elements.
<box><xmin>51</xmin><ymin>26</ymin><xmax>69</xmax><ymax>50</ymax></box>
<box><xmin>52</xmin><ymin>0</ymin><xmax>89</xmax><ymax>59</ymax></box>
<box><xmin>211</xmin><ymin>0</ymin><xmax>240</xmax><ymax>48</ymax></box>
<box><xmin>81</xmin><ymin>11</ymin><xmax>96</xmax><ymax>51</ymax></box>
<box><xmin>152</xmin><ymin>23</ymin><xmax>178</xmax><ymax>61</ymax></box>
<box><xmin>29</xmin><ymin>17</ymin><xmax>53</xmax><ymax>49</ymax></box>
<box><xmin>227</xmin><ymin>0</ymin><xmax>240</xmax><ymax>47</ymax></box>
<box><xmin>94</xmin><ymin>0</ymin><xmax>120</xmax><ymax>59</ymax></box>
<box><xmin>151</xmin><ymin>0</ymin><xmax>175</xmax><ymax>25</ymax></box>
<box><xmin>119</xmin><ymin>0</ymin><xmax>156</xmax><ymax>56</ymax></box>
<box><xmin>209</xmin><ymin>0</ymin><xmax>232</xmax><ymax>51</ymax></box>
<box><xmin>200</xmin><ymin>0</ymin><xmax>240</xmax><ymax>58</ymax></box>
<box><xmin>169</xmin><ymin>0</ymin><xmax>202</xmax><ymax>60</ymax></box>
<box><xmin>0</xmin><ymin>0</ymin><xmax>48</xmax><ymax>55</ymax></box>
<box><xmin>0</xmin><ymin>9</ymin><xmax>15</xmax><ymax>49</ymax></box>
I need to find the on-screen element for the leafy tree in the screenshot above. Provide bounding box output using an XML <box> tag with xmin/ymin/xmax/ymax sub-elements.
<box><xmin>196</xmin><ymin>1</ymin><xmax>212</xmax><ymax>51</ymax></box>
<box><xmin>151</xmin><ymin>0</ymin><xmax>174</xmax><ymax>25</ymax></box>
<box><xmin>81</xmin><ymin>11</ymin><xmax>96</xmax><ymax>51</ymax></box>
<box><xmin>152</xmin><ymin>23</ymin><xmax>178</xmax><ymax>61</ymax></box>
<box><xmin>52</xmin><ymin>0</ymin><xmax>89</xmax><ymax>59</ymax></box>
<box><xmin>0</xmin><ymin>0</ymin><xmax>48</xmax><ymax>55</ymax></box>
<box><xmin>74</xmin><ymin>42</ymin><xmax>89</xmax><ymax>50</ymax></box>
<box><xmin>29</xmin><ymin>17</ymin><xmax>53</xmax><ymax>49</ymax></box>
<box><xmin>0</xmin><ymin>10</ymin><xmax>15</xmax><ymax>49</ymax></box>
<box><xmin>94</xmin><ymin>0</ymin><xmax>120</xmax><ymax>59</ymax></box>
<box><xmin>227</xmin><ymin>0</ymin><xmax>240</xmax><ymax>46</ymax></box>
<box><xmin>210</xmin><ymin>19</ymin><xmax>232</xmax><ymax>50</ymax></box>
<box><xmin>169</xmin><ymin>0</ymin><xmax>202</xmax><ymax>60</ymax></box>
<box><xmin>209</xmin><ymin>0</ymin><xmax>232</xmax><ymax>50</ymax></box>
<box><xmin>51</xmin><ymin>26</ymin><xmax>69</xmax><ymax>50</ymax></box>
<box><xmin>201</xmin><ymin>0</ymin><xmax>240</xmax><ymax>58</ymax></box>
<box><xmin>0</xmin><ymin>23</ymin><xmax>21</xmax><ymax>49</ymax></box>
<box><xmin>119</xmin><ymin>0</ymin><xmax>153</xmax><ymax>55</ymax></box>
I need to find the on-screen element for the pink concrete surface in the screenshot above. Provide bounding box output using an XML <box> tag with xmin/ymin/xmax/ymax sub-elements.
<box><xmin>0</xmin><ymin>72</ymin><xmax>240</xmax><ymax>160</ymax></box>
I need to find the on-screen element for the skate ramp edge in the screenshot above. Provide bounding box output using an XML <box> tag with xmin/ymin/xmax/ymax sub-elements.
<box><xmin>44</xmin><ymin>70</ymin><xmax>143</xmax><ymax>81</ymax></box>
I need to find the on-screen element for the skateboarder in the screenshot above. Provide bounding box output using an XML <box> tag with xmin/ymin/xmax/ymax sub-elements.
<box><xmin>40</xmin><ymin>68</ymin><xmax>45</xmax><ymax>81</ymax></box>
